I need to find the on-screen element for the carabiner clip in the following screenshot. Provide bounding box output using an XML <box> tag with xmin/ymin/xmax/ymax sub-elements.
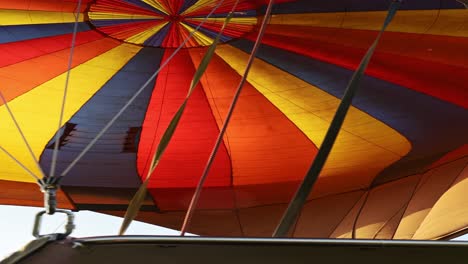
<box><xmin>32</xmin><ymin>209</ymin><xmax>75</xmax><ymax>239</ymax></box>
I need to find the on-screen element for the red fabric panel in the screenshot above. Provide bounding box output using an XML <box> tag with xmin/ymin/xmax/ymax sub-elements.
<box><xmin>90</xmin><ymin>0</ymin><xmax>164</xmax><ymax>17</ymax></box>
<box><xmin>186</xmin><ymin>19</ymin><xmax>255</xmax><ymax>38</ymax></box>
<box><xmin>159</xmin><ymin>0</ymin><xmax>183</xmax><ymax>14</ymax></box>
<box><xmin>97</xmin><ymin>20</ymin><xmax>166</xmax><ymax>40</ymax></box>
<box><xmin>178</xmin><ymin>23</ymin><xmax>199</xmax><ymax>48</ymax></box>
<box><xmin>137</xmin><ymin>49</ymin><xmax>231</xmax><ymax>195</ymax></box>
<box><xmin>149</xmin><ymin>187</ymin><xmax>235</xmax><ymax>211</ymax></box>
<box><xmin>188</xmin><ymin>51</ymin><xmax>317</xmax><ymax>185</ymax></box>
<box><xmin>250</xmin><ymin>26</ymin><xmax>468</xmax><ymax>107</ymax></box>
<box><xmin>428</xmin><ymin>144</ymin><xmax>468</xmax><ymax>170</ymax></box>
<box><xmin>184</xmin><ymin>0</ymin><xmax>293</xmax><ymax>17</ymax></box>
<box><xmin>0</xmin><ymin>0</ymin><xmax>92</xmax><ymax>12</ymax></box>
<box><xmin>162</xmin><ymin>23</ymin><xmax>182</xmax><ymax>48</ymax></box>
<box><xmin>0</xmin><ymin>31</ymin><xmax>102</xmax><ymax>68</ymax></box>
<box><xmin>0</xmin><ymin>37</ymin><xmax>119</xmax><ymax>105</ymax></box>
<box><xmin>0</xmin><ymin>180</ymin><xmax>74</xmax><ymax>209</ymax></box>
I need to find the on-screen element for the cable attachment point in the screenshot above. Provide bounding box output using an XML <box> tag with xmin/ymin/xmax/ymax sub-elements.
<box><xmin>39</xmin><ymin>176</ymin><xmax>62</xmax><ymax>215</ymax></box>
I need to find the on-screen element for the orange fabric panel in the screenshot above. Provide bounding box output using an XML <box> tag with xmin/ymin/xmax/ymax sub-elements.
<box><xmin>238</xmin><ymin>205</ymin><xmax>287</xmax><ymax>237</ymax></box>
<box><xmin>294</xmin><ymin>191</ymin><xmax>364</xmax><ymax>238</ymax></box>
<box><xmin>0</xmin><ymin>38</ymin><xmax>120</xmax><ymax>104</ymax></box>
<box><xmin>353</xmin><ymin>176</ymin><xmax>420</xmax><ymax>239</ymax></box>
<box><xmin>188</xmin><ymin>209</ymin><xmax>243</xmax><ymax>236</ymax></box>
<box><xmin>373</xmin><ymin>207</ymin><xmax>406</xmax><ymax>239</ymax></box>
<box><xmin>215</xmin><ymin>44</ymin><xmax>410</xmax><ymax>195</ymax></box>
<box><xmin>106</xmin><ymin>209</ymin><xmax>243</xmax><ymax>236</ymax></box>
<box><xmin>0</xmin><ymin>31</ymin><xmax>103</xmax><ymax>69</ymax></box>
<box><xmin>0</xmin><ymin>0</ymin><xmax>91</xmax><ymax>12</ymax></box>
<box><xmin>0</xmin><ymin>180</ymin><xmax>74</xmax><ymax>209</ymax></box>
<box><xmin>234</xmin><ymin>182</ymin><xmax>299</xmax><ymax>208</ymax></box>
<box><xmin>263</xmin><ymin>24</ymin><xmax>468</xmax><ymax>70</ymax></box>
<box><xmin>412</xmin><ymin>157</ymin><xmax>468</xmax><ymax>240</ymax></box>
<box><xmin>330</xmin><ymin>192</ymin><xmax>367</xmax><ymax>238</ymax></box>
<box><xmin>188</xmin><ymin>49</ymin><xmax>318</xmax><ymax>186</ymax></box>
<box><xmin>394</xmin><ymin>158</ymin><xmax>467</xmax><ymax>239</ymax></box>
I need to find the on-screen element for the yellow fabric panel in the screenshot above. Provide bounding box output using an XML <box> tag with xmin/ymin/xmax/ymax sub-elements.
<box><xmin>125</xmin><ymin>22</ymin><xmax>169</xmax><ymax>44</ymax></box>
<box><xmin>181</xmin><ymin>0</ymin><xmax>216</xmax><ymax>15</ymax></box>
<box><xmin>215</xmin><ymin>45</ymin><xmax>411</xmax><ymax>190</ymax></box>
<box><xmin>393</xmin><ymin>158</ymin><xmax>467</xmax><ymax>239</ymax></box>
<box><xmin>269</xmin><ymin>12</ymin><xmax>345</xmax><ymax>28</ymax></box>
<box><xmin>412</xmin><ymin>157</ymin><xmax>468</xmax><ymax>240</ymax></box>
<box><xmin>180</xmin><ymin>23</ymin><xmax>213</xmax><ymax>46</ymax></box>
<box><xmin>142</xmin><ymin>0</ymin><xmax>169</xmax><ymax>14</ymax></box>
<box><xmin>425</xmin><ymin>9</ymin><xmax>468</xmax><ymax>36</ymax></box>
<box><xmin>0</xmin><ymin>10</ymin><xmax>84</xmax><ymax>25</ymax></box>
<box><xmin>0</xmin><ymin>44</ymin><xmax>141</xmax><ymax>183</ymax></box>
<box><xmin>268</xmin><ymin>9</ymin><xmax>468</xmax><ymax>37</ymax></box>
<box><xmin>343</xmin><ymin>10</ymin><xmax>438</xmax><ymax>33</ymax></box>
<box><xmin>87</xmin><ymin>12</ymin><xmax>162</xmax><ymax>20</ymax></box>
<box><xmin>189</xmin><ymin>17</ymin><xmax>258</xmax><ymax>25</ymax></box>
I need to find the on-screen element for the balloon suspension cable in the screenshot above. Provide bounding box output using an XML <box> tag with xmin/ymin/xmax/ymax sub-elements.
<box><xmin>272</xmin><ymin>0</ymin><xmax>402</xmax><ymax>238</ymax></box>
<box><xmin>456</xmin><ymin>0</ymin><xmax>468</xmax><ymax>8</ymax></box>
<box><xmin>49</xmin><ymin>0</ymin><xmax>82</xmax><ymax>179</ymax></box>
<box><xmin>0</xmin><ymin>91</ymin><xmax>46</xmax><ymax>185</ymax></box>
<box><xmin>60</xmin><ymin>0</ymin><xmax>227</xmax><ymax>178</ymax></box>
<box><xmin>180</xmin><ymin>0</ymin><xmax>276</xmax><ymax>236</ymax></box>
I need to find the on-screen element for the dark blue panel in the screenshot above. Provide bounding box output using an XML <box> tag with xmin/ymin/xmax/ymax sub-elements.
<box><xmin>180</xmin><ymin>0</ymin><xmax>199</xmax><ymax>14</ymax></box>
<box><xmin>122</xmin><ymin>0</ymin><xmax>167</xmax><ymax>15</ymax></box>
<box><xmin>39</xmin><ymin>47</ymin><xmax>165</xmax><ymax>188</ymax></box>
<box><xmin>0</xmin><ymin>23</ymin><xmax>91</xmax><ymax>44</ymax></box>
<box><xmin>261</xmin><ymin>0</ymin><xmax>464</xmax><ymax>14</ymax></box>
<box><xmin>143</xmin><ymin>23</ymin><xmax>171</xmax><ymax>47</ymax></box>
<box><xmin>230</xmin><ymin>39</ymin><xmax>468</xmax><ymax>185</ymax></box>
<box><xmin>91</xmin><ymin>19</ymin><xmax>160</xmax><ymax>27</ymax></box>
<box><xmin>187</xmin><ymin>10</ymin><xmax>257</xmax><ymax>18</ymax></box>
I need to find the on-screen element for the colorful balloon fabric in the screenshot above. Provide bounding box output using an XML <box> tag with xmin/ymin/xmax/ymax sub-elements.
<box><xmin>0</xmin><ymin>0</ymin><xmax>467</xmax><ymax>240</ymax></box>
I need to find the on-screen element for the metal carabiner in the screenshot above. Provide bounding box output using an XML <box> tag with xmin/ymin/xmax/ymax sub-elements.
<box><xmin>32</xmin><ymin>209</ymin><xmax>75</xmax><ymax>239</ymax></box>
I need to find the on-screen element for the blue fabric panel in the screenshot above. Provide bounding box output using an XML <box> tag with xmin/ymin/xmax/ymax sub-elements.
<box><xmin>230</xmin><ymin>39</ymin><xmax>468</xmax><ymax>185</ymax></box>
<box><xmin>39</xmin><ymin>47</ymin><xmax>165</xmax><ymax>188</ymax></box>
<box><xmin>0</xmin><ymin>23</ymin><xmax>91</xmax><ymax>44</ymax></box>
<box><xmin>262</xmin><ymin>0</ymin><xmax>465</xmax><ymax>14</ymax></box>
<box><xmin>180</xmin><ymin>0</ymin><xmax>199</xmax><ymax>14</ymax></box>
<box><xmin>122</xmin><ymin>0</ymin><xmax>167</xmax><ymax>15</ymax></box>
<box><xmin>187</xmin><ymin>10</ymin><xmax>257</xmax><ymax>18</ymax></box>
<box><xmin>91</xmin><ymin>19</ymin><xmax>160</xmax><ymax>27</ymax></box>
<box><xmin>143</xmin><ymin>23</ymin><xmax>171</xmax><ymax>46</ymax></box>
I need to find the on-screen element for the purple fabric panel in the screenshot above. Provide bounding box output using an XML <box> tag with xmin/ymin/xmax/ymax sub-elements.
<box><xmin>122</xmin><ymin>0</ymin><xmax>167</xmax><ymax>15</ymax></box>
<box><xmin>179</xmin><ymin>0</ymin><xmax>199</xmax><ymax>14</ymax></box>
<box><xmin>143</xmin><ymin>23</ymin><xmax>172</xmax><ymax>46</ymax></box>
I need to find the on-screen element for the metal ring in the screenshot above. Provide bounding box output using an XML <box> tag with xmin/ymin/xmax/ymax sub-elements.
<box><xmin>32</xmin><ymin>209</ymin><xmax>75</xmax><ymax>238</ymax></box>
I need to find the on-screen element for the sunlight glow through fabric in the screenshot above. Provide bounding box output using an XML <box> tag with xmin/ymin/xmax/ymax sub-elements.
<box><xmin>0</xmin><ymin>0</ymin><xmax>467</xmax><ymax>241</ymax></box>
